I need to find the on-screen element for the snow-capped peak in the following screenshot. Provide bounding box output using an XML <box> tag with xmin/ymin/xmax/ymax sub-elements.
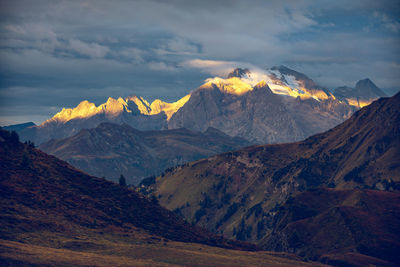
<box><xmin>44</xmin><ymin>94</ymin><xmax>191</xmax><ymax>125</ymax></box>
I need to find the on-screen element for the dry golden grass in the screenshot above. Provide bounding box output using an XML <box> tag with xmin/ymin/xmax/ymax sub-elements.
<box><xmin>0</xmin><ymin>235</ymin><xmax>327</xmax><ymax>267</ymax></box>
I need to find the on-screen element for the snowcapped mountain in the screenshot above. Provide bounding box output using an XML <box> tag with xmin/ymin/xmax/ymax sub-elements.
<box><xmin>47</xmin><ymin>94</ymin><xmax>191</xmax><ymax>124</ymax></box>
<box><xmin>17</xmin><ymin>66</ymin><xmax>359</xmax><ymax>145</ymax></box>
<box><xmin>18</xmin><ymin>95</ymin><xmax>190</xmax><ymax>144</ymax></box>
<box><xmin>223</xmin><ymin>66</ymin><xmax>333</xmax><ymax>100</ymax></box>
<box><xmin>168</xmin><ymin>67</ymin><xmax>354</xmax><ymax>143</ymax></box>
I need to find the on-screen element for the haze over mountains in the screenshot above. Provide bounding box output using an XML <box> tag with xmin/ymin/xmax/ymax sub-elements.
<box><xmin>39</xmin><ymin>123</ymin><xmax>250</xmax><ymax>184</ymax></box>
<box><xmin>11</xmin><ymin>66</ymin><xmax>386</xmax><ymax>146</ymax></box>
<box><xmin>142</xmin><ymin>93</ymin><xmax>400</xmax><ymax>266</ymax></box>
<box><xmin>334</xmin><ymin>78</ymin><xmax>387</xmax><ymax>108</ymax></box>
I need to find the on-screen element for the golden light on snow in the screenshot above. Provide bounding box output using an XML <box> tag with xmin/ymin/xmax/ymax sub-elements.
<box><xmin>149</xmin><ymin>94</ymin><xmax>191</xmax><ymax>120</ymax></box>
<box><xmin>47</xmin><ymin>94</ymin><xmax>191</xmax><ymax>125</ymax></box>
<box><xmin>346</xmin><ymin>98</ymin><xmax>372</xmax><ymax>108</ymax></box>
<box><xmin>46</xmin><ymin>68</ymin><xmax>370</xmax><ymax>126</ymax></box>
<box><xmin>202</xmin><ymin>77</ymin><xmax>253</xmax><ymax>95</ymax></box>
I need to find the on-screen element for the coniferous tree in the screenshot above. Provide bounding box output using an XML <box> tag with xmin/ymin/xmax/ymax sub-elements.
<box><xmin>119</xmin><ymin>174</ymin><xmax>127</xmax><ymax>186</ymax></box>
<box><xmin>10</xmin><ymin>131</ymin><xmax>19</xmax><ymax>145</ymax></box>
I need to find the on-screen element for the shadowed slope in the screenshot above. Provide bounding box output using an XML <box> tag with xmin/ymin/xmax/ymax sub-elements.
<box><xmin>0</xmin><ymin>129</ymin><xmax>255</xmax><ymax>249</ymax></box>
<box><xmin>39</xmin><ymin>123</ymin><xmax>250</xmax><ymax>184</ymax></box>
<box><xmin>2</xmin><ymin>129</ymin><xmax>335</xmax><ymax>266</ymax></box>
<box><xmin>147</xmin><ymin>93</ymin><xmax>400</xmax><ymax>266</ymax></box>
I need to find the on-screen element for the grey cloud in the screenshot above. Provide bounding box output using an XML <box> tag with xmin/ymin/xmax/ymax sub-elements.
<box><xmin>373</xmin><ymin>11</ymin><xmax>400</xmax><ymax>33</ymax></box>
<box><xmin>68</xmin><ymin>39</ymin><xmax>110</xmax><ymax>58</ymax></box>
<box><xmin>0</xmin><ymin>0</ymin><xmax>399</xmax><ymax>124</ymax></box>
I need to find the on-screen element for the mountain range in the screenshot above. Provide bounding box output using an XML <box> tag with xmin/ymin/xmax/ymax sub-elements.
<box><xmin>1</xmin><ymin>128</ymin><xmax>325</xmax><ymax>266</ymax></box>
<box><xmin>12</xmin><ymin>65</ymin><xmax>385</xmax><ymax>146</ymax></box>
<box><xmin>141</xmin><ymin>92</ymin><xmax>400</xmax><ymax>266</ymax></box>
<box><xmin>39</xmin><ymin>123</ymin><xmax>249</xmax><ymax>184</ymax></box>
<box><xmin>1</xmin><ymin>65</ymin><xmax>398</xmax><ymax>266</ymax></box>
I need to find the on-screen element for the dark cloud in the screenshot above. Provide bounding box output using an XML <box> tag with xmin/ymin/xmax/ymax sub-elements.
<box><xmin>0</xmin><ymin>0</ymin><xmax>399</xmax><ymax>125</ymax></box>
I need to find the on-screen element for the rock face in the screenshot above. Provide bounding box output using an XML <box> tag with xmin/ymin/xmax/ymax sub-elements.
<box><xmin>16</xmin><ymin>66</ymin><xmax>356</xmax><ymax>145</ymax></box>
<box><xmin>334</xmin><ymin>78</ymin><xmax>387</xmax><ymax>108</ymax></box>
<box><xmin>228</xmin><ymin>68</ymin><xmax>251</xmax><ymax>78</ymax></box>
<box><xmin>145</xmin><ymin>93</ymin><xmax>400</xmax><ymax>266</ymax></box>
<box><xmin>39</xmin><ymin>123</ymin><xmax>250</xmax><ymax>184</ymax></box>
<box><xmin>168</xmin><ymin>79</ymin><xmax>353</xmax><ymax>144</ymax></box>
<box><xmin>270</xmin><ymin>65</ymin><xmax>334</xmax><ymax>100</ymax></box>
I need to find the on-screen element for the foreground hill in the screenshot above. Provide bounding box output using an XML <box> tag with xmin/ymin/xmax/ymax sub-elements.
<box><xmin>16</xmin><ymin>66</ymin><xmax>354</xmax><ymax>145</ymax></box>
<box><xmin>39</xmin><ymin>123</ymin><xmax>249</xmax><ymax>184</ymax></box>
<box><xmin>0</xmin><ymin>129</ymin><xmax>324</xmax><ymax>266</ymax></box>
<box><xmin>144</xmin><ymin>93</ymin><xmax>400</xmax><ymax>266</ymax></box>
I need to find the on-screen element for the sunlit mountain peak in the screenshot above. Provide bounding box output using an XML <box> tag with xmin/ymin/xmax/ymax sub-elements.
<box><xmin>100</xmin><ymin>97</ymin><xmax>130</xmax><ymax>116</ymax></box>
<box><xmin>202</xmin><ymin>77</ymin><xmax>254</xmax><ymax>95</ymax></box>
<box><xmin>43</xmin><ymin>66</ymin><xmax>349</xmax><ymax>127</ymax></box>
<box><xmin>51</xmin><ymin>100</ymin><xmax>100</xmax><ymax>123</ymax></box>
<box><xmin>44</xmin><ymin>93</ymin><xmax>192</xmax><ymax>125</ymax></box>
<box><xmin>254</xmin><ymin>80</ymin><xmax>268</xmax><ymax>89</ymax></box>
<box><xmin>149</xmin><ymin>94</ymin><xmax>191</xmax><ymax>120</ymax></box>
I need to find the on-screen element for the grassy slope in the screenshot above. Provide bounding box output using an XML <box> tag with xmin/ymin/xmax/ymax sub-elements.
<box><xmin>0</xmin><ymin>129</ymin><xmax>322</xmax><ymax>267</ymax></box>
<box><xmin>146</xmin><ymin>94</ymin><xmax>400</xmax><ymax>265</ymax></box>
<box><xmin>0</xmin><ymin>237</ymin><xmax>323</xmax><ymax>267</ymax></box>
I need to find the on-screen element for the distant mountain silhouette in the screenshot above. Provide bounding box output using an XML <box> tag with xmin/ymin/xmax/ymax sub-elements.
<box><xmin>2</xmin><ymin>122</ymin><xmax>35</xmax><ymax>132</ymax></box>
<box><xmin>39</xmin><ymin>123</ymin><xmax>250</xmax><ymax>184</ymax></box>
<box><xmin>334</xmin><ymin>78</ymin><xmax>387</xmax><ymax>108</ymax></box>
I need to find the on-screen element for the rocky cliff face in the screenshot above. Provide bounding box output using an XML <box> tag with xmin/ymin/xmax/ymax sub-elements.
<box><xmin>168</xmin><ymin>79</ymin><xmax>353</xmax><ymax>144</ymax></box>
<box><xmin>39</xmin><ymin>123</ymin><xmax>250</xmax><ymax>184</ymax></box>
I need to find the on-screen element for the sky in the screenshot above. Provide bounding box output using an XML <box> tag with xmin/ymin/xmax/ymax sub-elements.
<box><xmin>0</xmin><ymin>0</ymin><xmax>399</xmax><ymax>125</ymax></box>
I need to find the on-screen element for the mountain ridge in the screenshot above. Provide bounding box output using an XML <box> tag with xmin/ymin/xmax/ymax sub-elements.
<box><xmin>14</xmin><ymin>66</ymin><xmax>358</xmax><ymax>145</ymax></box>
<box><xmin>334</xmin><ymin>78</ymin><xmax>387</xmax><ymax>108</ymax></box>
<box><xmin>39</xmin><ymin>122</ymin><xmax>250</xmax><ymax>184</ymax></box>
<box><xmin>144</xmin><ymin>92</ymin><xmax>400</xmax><ymax>266</ymax></box>
<box><xmin>4</xmin><ymin>128</ymin><xmax>326</xmax><ymax>266</ymax></box>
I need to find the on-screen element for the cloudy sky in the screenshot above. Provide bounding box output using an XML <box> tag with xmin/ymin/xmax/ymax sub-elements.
<box><xmin>0</xmin><ymin>0</ymin><xmax>399</xmax><ymax>125</ymax></box>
